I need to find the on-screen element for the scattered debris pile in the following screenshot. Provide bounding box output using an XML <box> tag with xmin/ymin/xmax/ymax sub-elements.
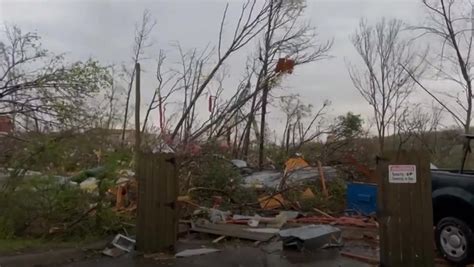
<box><xmin>241</xmin><ymin>156</ymin><xmax>338</xmax><ymax>189</ymax></box>
<box><xmin>164</xmin><ymin>153</ymin><xmax>380</xmax><ymax>265</ymax></box>
<box><xmin>279</xmin><ymin>224</ymin><xmax>342</xmax><ymax>250</ymax></box>
<box><xmin>191</xmin><ymin>219</ymin><xmax>276</xmax><ymax>242</ymax></box>
<box><xmin>175</xmin><ymin>248</ymin><xmax>221</xmax><ymax>258</ymax></box>
<box><xmin>103</xmin><ymin>234</ymin><xmax>136</xmax><ymax>258</ymax></box>
<box><xmin>1</xmin><ymin>149</ymin><xmax>379</xmax><ymax>265</ymax></box>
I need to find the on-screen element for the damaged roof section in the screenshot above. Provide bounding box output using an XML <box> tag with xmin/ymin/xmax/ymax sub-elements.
<box><xmin>242</xmin><ymin>166</ymin><xmax>338</xmax><ymax>189</ymax></box>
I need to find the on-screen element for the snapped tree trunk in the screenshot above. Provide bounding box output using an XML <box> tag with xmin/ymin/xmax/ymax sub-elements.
<box><xmin>135</xmin><ymin>63</ymin><xmax>141</xmax><ymax>156</ymax></box>
<box><xmin>258</xmin><ymin>83</ymin><xmax>269</xmax><ymax>169</ymax></box>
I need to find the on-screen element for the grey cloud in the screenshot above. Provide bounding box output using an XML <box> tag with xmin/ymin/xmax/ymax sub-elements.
<box><xmin>1</xmin><ymin>0</ymin><xmax>425</xmax><ymax>135</ymax></box>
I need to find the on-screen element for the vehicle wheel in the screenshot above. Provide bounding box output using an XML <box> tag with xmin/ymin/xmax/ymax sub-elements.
<box><xmin>436</xmin><ymin>217</ymin><xmax>474</xmax><ymax>265</ymax></box>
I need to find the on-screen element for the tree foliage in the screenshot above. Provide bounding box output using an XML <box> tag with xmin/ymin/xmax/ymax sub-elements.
<box><xmin>0</xmin><ymin>25</ymin><xmax>111</xmax><ymax>130</ymax></box>
<box><xmin>334</xmin><ymin>112</ymin><xmax>363</xmax><ymax>139</ymax></box>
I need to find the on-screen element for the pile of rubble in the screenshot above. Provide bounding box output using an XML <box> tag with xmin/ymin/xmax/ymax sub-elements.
<box><xmin>99</xmin><ymin>154</ymin><xmax>379</xmax><ymax>264</ymax></box>
<box><xmin>164</xmin><ymin>155</ymin><xmax>378</xmax><ymax>263</ymax></box>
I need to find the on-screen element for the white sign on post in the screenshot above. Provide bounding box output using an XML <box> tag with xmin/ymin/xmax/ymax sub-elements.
<box><xmin>388</xmin><ymin>165</ymin><xmax>416</xmax><ymax>183</ymax></box>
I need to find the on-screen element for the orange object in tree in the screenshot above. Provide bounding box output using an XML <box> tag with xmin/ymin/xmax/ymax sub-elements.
<box><xmin>275</xmin><ymin>58</ymin><xmax>295</xmax><ymax>74</ymax></box>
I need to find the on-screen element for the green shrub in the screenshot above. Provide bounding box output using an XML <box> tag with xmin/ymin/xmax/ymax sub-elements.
<box><xmin>287</xmin><ymin>177</ymin><xmax>347</xmax><ymax>214</ymax></box>
<box><xmin>4</xmin><ymin>131</ymin><xmax>132</xmax><ymax>176</ymax></box>
<box><xmin>0</xmin><ymin>176</ymin><xmax>89</xmax><ymax>238</ymax></box>
<box><xmin>0</xmin><ymin>174</ymin><xmax>129</xmax><ymax>239</ymax></box>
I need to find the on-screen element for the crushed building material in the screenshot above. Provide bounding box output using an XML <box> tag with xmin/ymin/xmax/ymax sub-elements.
<box><xmin>175</xmin><ymin>248</ymin><xmax>221</xmax><ymax>257</ymax></box>
<box><xmin>230</xmin><ymin>211</ymin><xmax>291</xmax><ymax>228</ymax></box>
<box><xmin>243</xmin><ymin>166</ymin><xmax>338</xmax><ymax>189</ymax></box>
<box><xmin>209</xmin><ymin>208</ymin><xmax>231</xmax><ymax>223</ymax></box>
<box><xmin>247</xmin><ymin>219</ymin><xmax>259</xmax><ymax>227</ymax></box>
<box><xmin>291</xmin><ymin>216</ymin><xmax>377</xmax><ymax>228</ymax></box>
<box><xmin>191</xmin><ymin>219</ymin><xmax>275</xmax><ymax>241</ymax></box>
<box><xmin>230</xmin><ymin>159</ymin><xmax>248</xmax><ymax>168</ymax></box>
<box><xmin>261</xmin><ymin>241</ymin><xmax>283</xmax><ymax>254</ymax></box>
<box><xmin>103</xmin><ymin>234</ymin><xmax>136</xmax><ymax>258</ymax></box>
<box><xmin>279</xmin><ymin>225</ymin><xmax>342</xmax><ymax>250</ymax></box>
<box><xmin>111</xmin><ymin>234</ymin><xmax>136</xmax><ymax>252</ymax></box>
<box><xmin>244</xmin><ymin>228</ymin><xmax>280</xmax><ymax>234</ymax></box>
<box><xmin>267</xmin><ymin>212</ymin><xmax>290</xmax><ymax>228</ymax></box>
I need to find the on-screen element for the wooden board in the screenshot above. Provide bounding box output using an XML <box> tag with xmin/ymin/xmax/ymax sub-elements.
<box><xmin>136</xmin><ymin>152</ymin><xmax>178</xmax><ymax>253</ymax></box>
<box><xmin>376</xmin><ymin>150</ymin><xmax>434</xmax><ymax>266</ymax></box>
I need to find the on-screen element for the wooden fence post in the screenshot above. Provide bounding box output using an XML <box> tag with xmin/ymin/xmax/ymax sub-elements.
<box><xmin>136</xmin><ymin>152</ymin><xmax>178</xmax><ymax>253</ymax></box>
<box><xmin>376</xmin><ymin>150</ymin><xmax>434</xmax><ymax>266</ymax></box>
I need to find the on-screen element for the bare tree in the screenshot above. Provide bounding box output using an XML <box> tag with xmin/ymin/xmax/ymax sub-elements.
<box><xmin>238</xmin><ymin>56</ymin><xmax>261</xmax><ymax>160</ymax></box>
<box><xmin>418</xmin><ymin>0</ymin><xmax>473</xmax><ymax>130</ymax></box>
<box><xmin>85</xmin><ymin>67</ymin><xmax>121</xmax><ymax>130</ymax></box>
<box><xmin>348</xmin><ymin>18</ymin><xmax>425</xmax><ymax>153</ymax></box>
<box><xmin>94</xmin><ymin>66</ymin><xmax>126</xmax><ymax>130</ymax></box>
<box><xmin>138</xmin><ymin>48</ymin><xmax>261</xmax><ymax>150</ymax></box>
<box><xmin>105</xmin><ymin>66</ymin><xmax>118</xmax><ymax>129</ymax></box>
<box><xmin>173</xmin><ymin>44</ymin><xmax>215</xmax><ymax>143</ymax></box>
<box><xmin>142</xmin><ymin>50</ymin><xmax>180</xmax><ymax>133</ymax></box>
<box><xmin>396</xmin><ymin>102</ymin><xmax>443</xmax><ymax>153</ymax></box>
<box><xmin>121</xmin><ymin>10</ymin><xmax>156</xmax><ymax>145</ymax></box>
<box><xmin>169</xmin><ymin>0</ymin><xmax>271</xmax><ymax>141</ymax></box>
<box><xmin>188</xmin><ymin>73</ymin><xmax>259</xmax><ymax>142</ymax></box>
<box><xmin>279</xmin><ymin>95</ymin><xmax>330</xmax><ymax>153</ymax></box>
<box><xmin>249</xmin><ymin>0</ymin><xmax>332</xmax><ymax>168</ymax></box>
<box><xmin>0</xmin><ymin>25</ymin><xmax>111</xmax><ymax>130</ymax></box>
<box><xmin>412</xmin><ymin>0</ymin><xmax>473</xmax><ymax>169</ymax></box>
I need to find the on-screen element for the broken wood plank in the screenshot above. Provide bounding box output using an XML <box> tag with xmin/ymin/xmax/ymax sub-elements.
<box><xmin>175</xmin><ymin>248</ymin><xmax>220</xmax><ymax>257</ymax></box>
<box><xmin>212</xmin><ymin>235</ymin><xmax>226</xmax><ymax>243</ymax></box>
<box><xmin>191</xmin><ymin>221</ymin><xmax>275</xmax><ymax>242</ymax></box>
<box><xmin>317</xmin><ymin>160</ymin><xmax>329</xmax><ymax>198</ymax></box>
<box><xmin>313</xmin><ymin>208</ymin><xmax>334</xmax><ymax>219</ymax></box>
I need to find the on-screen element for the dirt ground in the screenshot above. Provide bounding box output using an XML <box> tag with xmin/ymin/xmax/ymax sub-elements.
<box><xmin>0</xmin><ymin>226</ymin><xmax>454</xmax><ymax>267</ymax></box>
<box><xmin>63</xmin><ymin>239</ymin><xmax>372</xmax><ymax>267</ymax></box>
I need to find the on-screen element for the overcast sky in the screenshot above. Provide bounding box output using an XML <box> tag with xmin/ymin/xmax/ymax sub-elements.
<box><xmin>0</xmin><ymin>0</ymin><xmax>433</xmax><ymax>137</ymax></box>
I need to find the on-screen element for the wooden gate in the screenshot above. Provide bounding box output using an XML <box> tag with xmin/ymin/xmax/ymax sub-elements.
<box><xmin>136</xmin><ymin>152</ymin><xmax>178</xmax><ymax>253</ymax></box>
<box><xmin>376</xmin><ymin>150</ymin><xmax>434</xmax><ymax>266</ymax></box>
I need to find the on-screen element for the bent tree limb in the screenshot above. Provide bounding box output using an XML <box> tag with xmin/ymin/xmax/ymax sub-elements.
<box><xmin>400</xmin><ymin>64</ymin><xmax>464</xmax><ymax>126</ymax></box>
<box><xmin>170</xmin><ymin>0</ymin><xmax>270</xmax><ymax>141</ymax></box>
